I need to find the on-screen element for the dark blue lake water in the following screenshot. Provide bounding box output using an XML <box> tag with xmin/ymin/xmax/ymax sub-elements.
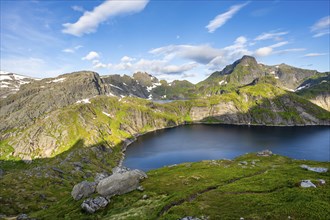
<box><xmin>123</xmin><ymin>125</ymin><xmax>330</xmax><ymax>171</ymax></box>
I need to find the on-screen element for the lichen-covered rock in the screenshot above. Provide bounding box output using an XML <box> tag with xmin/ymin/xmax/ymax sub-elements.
<box><xmin>300</xmin><ymin>180</ymin><xmax>316</xmax><ymax>188</ymax></box>
<box><xmin>96</xmin><ymin>169</ymin><xmax>147</xmax><ymax>197</ymax></box>
<box><xmin>300</xmin><ymin>164</ymin><xmax>328</xmax><ymax>173</ymax></box>
<box><xmin>257</xmin><ymin>150</ymin><xmax>273</xmax><ymax>157</ymax></box>
<box><xmin>81</xmin><ymin>197</ymin><xmax>109</xmax><ymax>213</ymax></box>
<box><xmin>71</xmin><ymin>181</ymin><xmax>96</xmax><ymax>200</ymax></box>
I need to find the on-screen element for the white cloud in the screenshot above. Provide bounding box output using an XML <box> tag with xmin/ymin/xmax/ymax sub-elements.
<box><xmin>82</xmin><ymin>51</ymin><xmax>100</xmax><ymax>60</ymax></box>
<box><xmin>206</xmin><ymin>2</ymin><xmax>249</xmax><ymax>33</ymax></box>
<box><xmin>62</xmin><ymin>0</ymin><xmax>149</xmax><ymax>36</ymax></box>
<box><xmin>72</xmin><ymin>5</ymin><xmax>85</xmax><ymax>12</ymax></box>
<box><xmin>254</xmin><ymin>31</ymin><xmax>288</xmax><ymax>41</ymax></box>
<box><xmin>150</xmin><ymin>36</ymin><xmax>252</xmax><ymax>71</ymax></box>
<box><xmin>62</xmin><ymin>48</ymin><xmax>75</xmax><ymax>53</ymax></box>
<box><xmin>62</xmin><ymin>45</ymin><xmax>83</xmax><ymax>53</ymax></box>
<box><xmin>161</xmin><ymin>62</ymin><xmax>198</xmax><ymax>74</ymax></box>
<box><xmin>182</xmin><ymin>73</ymin><xmax>196</xmax><ymax>78</ymax></box>
<box><xmin>254</xmin><ymin>41</ymin><xmax>290</xmax><ymax>57</ymax></box>
<box><xmin>255</xmin><ymin>47</ymin><xmax>273</xmax><ymax>57</ymax></box>
<box><xmin>120</xmin><ymin>56</ymin><xmax>135</xmax><ymax>62</ymax></box>
<box><xmin>311</xmin><ymin>16</ymin><xmax>330</xmax><ymax>38</ymax></box>
<box><xmin>303</xmin><ymin>53</ymin><xmax>327</xmax><ymax>57</ymax></box>
<box><xmin>269</xmin><ymin>41</ymin><xmax>288</xmax><ymax>48</ymax></box>
<box><xmin>274</xmin><ymin>48</ymin><xmax>305</xmax><ymax>54</ymax></box>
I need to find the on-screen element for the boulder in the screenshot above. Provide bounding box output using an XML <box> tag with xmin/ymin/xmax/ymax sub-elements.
<box><xmin>94</xmin><ymin>172</ymin><xmax>109</xmax><ymax>184</ymax></box>
<box><xmin>300</xmin><ymin>180</ymin><xmax>316</xmax><ymax>188</ymax></box>
<box><xmin>71</xmin><ymin>181</ymin><xmax>96</xmax><ymax>200</ymax></box>
<box><xmin>16</xmin><ymin>214</ymin><xmax>32</xmax><ymax>220</ymax></box>
<box><xmin>318</xmin><ymin>179</ymin><xmax>326</xmax><ymax>185</ymax></box>
<box><xmin>112</xmin><ymin>166</ymin><xmax>130</xmax><ymax>174</ymax></box>
<box><xmin>256</xmin><ymin>150</ymin><xmax>273</xmax><ymax>157</ymax></box>
<box><xmin>180</xmin><ymin>217</ymin><xmax>201</xmax><ymax>220</ymax></box>
<box><xmin>300</xmin><ymin>165</ymin><xmax>328</xmax><ymax>173</ymax></box>
<box><xmin>81</xmin><ymin>196</ymin><xmax>109</xmax><ymax>213</ymax></box>
<box><xmin>96</xmin><ymin>169</ymin><xmax>147</xmax><ymax>197</ymax></box>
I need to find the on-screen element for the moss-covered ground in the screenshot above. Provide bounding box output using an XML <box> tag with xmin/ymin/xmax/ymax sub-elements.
<box><xmin>1</xmin><ymin>153</ymin><xmax>329</xmax><ymax>220</ymax></box>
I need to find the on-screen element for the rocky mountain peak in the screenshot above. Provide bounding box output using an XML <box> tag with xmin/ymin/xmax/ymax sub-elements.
<box><xmin>238</xmin><ymin>55</ymin><xmax>258</xmax><ymax>66</ymax></box>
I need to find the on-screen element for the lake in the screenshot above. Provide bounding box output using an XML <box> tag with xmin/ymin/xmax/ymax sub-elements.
<box><xmin>123</xmin><ymin>124</ymin><xmax>330</xmax><ymax>171</ymax></box>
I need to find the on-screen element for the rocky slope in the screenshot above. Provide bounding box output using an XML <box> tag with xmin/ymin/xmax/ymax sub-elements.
<box><xmin>0</xmin><ymin>71</ymin><xmax>37</xmax><ymax>99</ymax></box>
<box><xmin>1</xmin><ymin>81</ymin><xmax>329</xmax><ymax>161</ymax></box>
<box><xmin>296</xmin><ymin>73</ymin><xmax>330</xmax><ymax>111</ymax></box>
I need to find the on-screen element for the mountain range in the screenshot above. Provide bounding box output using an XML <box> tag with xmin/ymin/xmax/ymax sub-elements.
<box><xmin>0</xmin><ymin>56</ymin><xmax>329</xmax><ymax>219</ymax></box>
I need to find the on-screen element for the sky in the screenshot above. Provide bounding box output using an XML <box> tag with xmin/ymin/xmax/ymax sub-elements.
<box><xmin>1</xmin><ymin>0</ymin><xmax>329</xmax><ymax>83</ymax></box>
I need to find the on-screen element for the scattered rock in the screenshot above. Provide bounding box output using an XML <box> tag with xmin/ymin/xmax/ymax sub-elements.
<box><xmin>96</xmin><ymin>169</ymin><xmax>147</xmax><ymax>197</ymax></box>
<box><xmin>318</xmin><ymin>179</ymin><xmax>326</xmax><ymax>185</ymax></box>
<box><xmin>300</xmin><ymin>165</ymin><xmax>328</xmax><ymax>173</ymax></box>
<box><xmin>16</xmin><ymin>214</ymin><xmax>31</xmax><ymax>220</ymax></box>
<box><xmin>72</xmin><ymin>162</ymin><xmax>83</xmax><ymax>168</ymax></box>
<box><xmin>256</xmin><ymin>150</ymin><xmax>273</xmax><ymax>157</ymax></box>
<box><xmin>137</xmin><ymin>186</ymin><xmax>144</xmax><ymax>191</ymax></box>
<box><xmin>71</xmin><ymin>181</ymin><xmax>96</xmax><ymax>200</ymax></box>
<box><xmin>239</xmin><ymin>161</ymin><xmax>248</xmax><ymax>165</ymax></box>
<box><xmin>142</xmin><ymin>194</ymin><xmax>148</xmax><ymax>200</ymax></box>
<box><xmin>300</xmin><ymin>180</ymin><xmax>316</xmax><ymax>188</ymax></box>
<box><xmin>81</xmin><ymin>196</ymin><xmax>109</xmax><ymax>213</ymax></box>
<box><xmin>94</xmin><ymin>172</ymin><xmax>109</xmax><ymax>184</ymax></box>
<box><xmin>180</xmin><ymin>217</ymin><xmax>201</xmax><ymax>220</ymax></box>
<box><xmin>240</xmin><ymin>218</ymin><xmax>245</xmax><ymax>220</ymax></box>
<box><xmin>112</xmin><ymin>166</ymin><xmax>130</xmax><ymax>174</ymax></box>
<box><xmin>0</xmin><ymin>169</ymin><xmax>4</xmax><ymax>178</ymax></box>
<box><xmin>168</xmin><ymin>164</ymin><xmax>178</xmax><ymax>168</ymax></box>
<box><xmin>52</xmin><ymin>167</ymin><xmax>64</xmax><ymax>174</ymax></box>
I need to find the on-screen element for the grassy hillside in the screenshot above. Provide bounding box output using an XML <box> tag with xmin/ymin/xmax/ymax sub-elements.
<box><xmin>1</xmin><ymin>153</ymin><xmax>329</xmax><ymax>219</ymax></box>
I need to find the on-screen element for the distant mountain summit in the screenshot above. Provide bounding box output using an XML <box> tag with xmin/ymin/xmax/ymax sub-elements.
<box><xmin>202</xmin><ymin>55</ymin><xmax>321</xmax><ymax>90</ymax></box>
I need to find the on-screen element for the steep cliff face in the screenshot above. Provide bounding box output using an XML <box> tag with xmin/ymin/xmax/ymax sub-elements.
<box><xmin>0</xmin><ymin>71</ymin><xmax>110</xmax><ymax>132</ymax></box>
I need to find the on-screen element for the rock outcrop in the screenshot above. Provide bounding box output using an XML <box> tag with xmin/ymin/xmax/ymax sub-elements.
<box><xmin>81</xmin><ymin>196</ymin><xmax>109</xmax><ymax>213</ymax></box>
<box><xmin>71</xmin><ymin>181</ymin><xmax>96</xmax><ymax>200</ymax></box>
<box><xmin>300</xmin><ymin>180</ymin><xmax>317</xmax><ymax>188</ymax></box>
<box><xmin>96</xmin><ymin>168</ymin><xmax>147</xmax><ymax>197</ymax></box>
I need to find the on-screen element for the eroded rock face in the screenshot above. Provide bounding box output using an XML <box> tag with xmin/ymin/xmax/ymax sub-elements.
<box><xmin>71</xmin><ymin>181</ymin><xmax>96</xmax><ymax>200</ymax></box>
<box><xmin>96</xmin><ymin>169</ymin><xmax>147</xmax><ymax>197</ymax></box>
<box><xmin>81</xmin><ymin>197</ymin><xmax>109</xmax><ymax>213</ymax></box>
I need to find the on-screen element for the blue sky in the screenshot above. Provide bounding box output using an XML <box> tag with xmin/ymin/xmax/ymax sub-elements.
<box><xmin>1</xmin><ymin>0</ymin><xmax>329</xmax><ymax>83</ymax></box>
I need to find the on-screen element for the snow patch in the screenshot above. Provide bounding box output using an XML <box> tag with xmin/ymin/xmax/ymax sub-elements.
<box><xmin>76</xmin><ymin>98</ymin><xmax>91</xmax><ymax>104</ymax></box>
<box><xmin>0</xmin><ymin>84</ymin><xmax>9</xmax><ymax>88</ymax></box>
<box><xmin>0</xmin><ymin>75</ymin><xmax>13</xmax><ymax>80</ymax></box>
<box><xmin>108</xmin><ymin>92</ymin><xmax>116</xmax><ymax>97</ymax></box>
<box><xmin>219</xmin><ymin>80</ymin><xmax>227</xmax><ymax>85</ymax></box>
<box><xmin>274</xmin><ymin>76</ymin><xmax>279</xmax><ymax>79</ymax></box>
<box><xmin>295</xmin><ymin>84</ymin><xmax>310</xmax><ymax>92</ymax></box>
<box><xmin>109</xmin><ymin>84</ymin><xmax>123</xmax><ymax>91</ymax></box>
<box><xmin>47</xmin><ymin>78</ymin><xmax>66</xmax><ymax>83</ymax></box>
<box><xmin>123</xmin><ymin>83</ymin><xmax>127</xmax><ymax>86</ymax></box>
<box><xmin>148</xmin><ymin>94</ymin><xmax>153</xmax><ymax>100</ymax></box>
<box><xmin>146</xmin><ymin>82</ymin><xmax>161</xmax><ymax>92</ymax></box>
<box><xmin>102</xmin><ymin>111</ymin><xmax>112</xmax><ymax>117</ymax></box>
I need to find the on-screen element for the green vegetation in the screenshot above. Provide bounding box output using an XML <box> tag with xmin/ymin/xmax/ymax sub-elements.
<box><xmin>1</xmin><ymin>153</ymin><xmax>329</xmax><ymax>219</ymax></box>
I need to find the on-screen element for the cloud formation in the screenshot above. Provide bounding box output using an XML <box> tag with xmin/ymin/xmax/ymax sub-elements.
<box><xmin>311</xmin><ymin>16</ymin><xmax>330</xmax><ymax>37</ymax></box>
<box><xmin>62</xmin><ymin>45</ymin><xmax>83</xmax><ymax>53</ymax></box>
<box><xmin>62</xmin><ymin>0</ymin><xmax>149</xmax><ymax>36</ymax></box>
<box><xmin>82</xmin><ymin>51</ymin><xmax>100</xmax><ymax>60</ymax></box>
<box><xmin>206</xmin><ymin>2</ymin><xmax>249</xmax><ymax>33</ymax></box>
<box><xmin>254</xmin><ymin>31</ymin><xmax>288</xmax><ymax>41</ymax></box>
<box><xmin>303</xmin><ymin>53</ymin><xmax>327</xmax><ymax>57</ymax></box>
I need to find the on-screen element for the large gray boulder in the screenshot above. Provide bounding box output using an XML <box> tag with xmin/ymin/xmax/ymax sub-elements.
<box><xmin>96</xmin><ymin>169</ymin><xmax>147</xmax><ymax>197</ymax></box>
<box><xmin>81</xmin><ymin>196</ymin><xmax>109</xmax><ymax>213</ymax></box>
<box><xmin>300</xmin><ymin>164</ymin><xmax>328</xmax><ymax>173</ymax></box>
<box><xmin>71</xmin><ymin>181</ymin><xmax>96</xmax><ymax>200</ymax></box>
<box><xmin>300</xmin><ymin>180</ymin><xmax>316</xmax><ymax>188</ymax></box>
